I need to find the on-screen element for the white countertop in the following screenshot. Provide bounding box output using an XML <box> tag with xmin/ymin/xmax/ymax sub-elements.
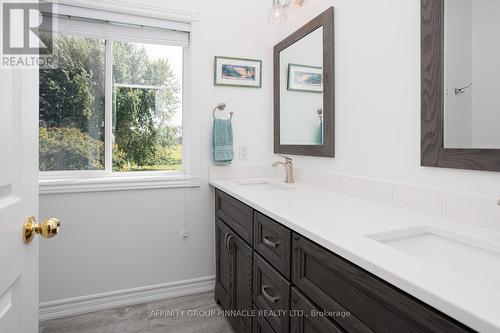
<box><xmin>210</xmin><ymin>178</ymin><xmax>500</xmax><ymax>333</ymax></box>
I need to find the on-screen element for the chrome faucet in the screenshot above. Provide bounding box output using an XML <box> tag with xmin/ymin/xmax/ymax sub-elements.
<box><xmin>272</xmin><ymin>155</ymin><xmax>294</xmax><ymax>184</ymax></box>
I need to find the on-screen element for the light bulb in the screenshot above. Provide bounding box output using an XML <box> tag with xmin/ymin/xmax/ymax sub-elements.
<box><xmin>269</xmin><ymin>0</ymin><xmax>287</xmax><ymax>24</ymax></box>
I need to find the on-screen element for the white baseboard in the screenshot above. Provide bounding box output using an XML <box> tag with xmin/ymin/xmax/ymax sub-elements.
<box><xmin>39</xmin><ymin>276</ymin><xmax>215</xmax><ymax>321</ymax></box>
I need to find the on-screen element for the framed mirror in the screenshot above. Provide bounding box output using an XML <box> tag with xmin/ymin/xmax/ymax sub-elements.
<box><xmin>421</xmin><ymin>0</ymin><xmax>500</xmax><ymax>171</ymax></box>
<box><xmin>274</xmin><ymin>7</ymin><xmax>334</xmax><ymax>157</ymax></box>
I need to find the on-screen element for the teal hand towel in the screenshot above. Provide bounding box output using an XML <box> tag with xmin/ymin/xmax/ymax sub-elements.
<box><xmin>213</xmin><ymin>119</ymin><xmax>234</xmax><ymax>163</ymax></box>
<box><xmin>316</xmin><ymin>121</ymin><xmax>323</xmax><ymax>145</ymax></box>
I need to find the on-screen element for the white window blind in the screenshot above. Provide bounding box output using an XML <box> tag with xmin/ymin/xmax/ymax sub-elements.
<box><xmin>42</xmin><ymin>4</ymin><xmax>190</xmax><ymax>47</ymax></box>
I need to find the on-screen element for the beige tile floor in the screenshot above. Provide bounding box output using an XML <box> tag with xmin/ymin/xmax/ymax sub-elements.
<box><xmin>39</xmin><ymin>292</ymin><xmax>235</xmax><ymax>333</ymax></box>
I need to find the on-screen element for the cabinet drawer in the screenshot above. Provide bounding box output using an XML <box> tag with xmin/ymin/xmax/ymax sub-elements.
<box><xmin>253</xmin><ymin>305</ymin><xmax>276</xmax><ymax>333</ymax></box>
<box><xmin>216</xmin><ymin>189</ymin><xmax>254</xmax><ymax>244</ymax></box>
<box><xmin>253</xmin><ymin>212</ymin><xmax>291</xmax><ymax>278</ymax></box>
<box><xmin>290</xmin><ymin>288</ymin><xmax>344</xmax><ymax>333</ymax></box>
<box><xmin>253</xmin><ymin>253</ymin><xmax>290</xmax><ymax>333</ymax></box>
<box><xmin>292</xmin><ymin>234</ymin><xmax>474</xmax><ymax>333</ymax></box>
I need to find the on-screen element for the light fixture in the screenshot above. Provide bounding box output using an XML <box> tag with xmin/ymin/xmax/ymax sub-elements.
<box><xmin>269</xmin><ymin>0</ymin><xmax>287</xmax><ymax>24</ymax></box>
<box><xmin>268</xmin><ymin>0</ymin><xmax>306</xmax><ymax>24</ymax></box>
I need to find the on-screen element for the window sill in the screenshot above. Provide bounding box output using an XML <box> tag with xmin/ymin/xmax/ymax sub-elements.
<box><xmin>39</xmin><ymin>174</ymin><xmax>200</xmax><ymax>195</ymax></box>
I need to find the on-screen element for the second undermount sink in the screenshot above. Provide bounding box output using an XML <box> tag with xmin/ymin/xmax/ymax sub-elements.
<box><xmin>367</xmin><ymin>226</ymin><xmax>500</xmax><ymax>289</ymax></box>
<box><xmin>235</xmin><ymin>180</ymin><xmax>292</xmax><ymax>191</ymax></box>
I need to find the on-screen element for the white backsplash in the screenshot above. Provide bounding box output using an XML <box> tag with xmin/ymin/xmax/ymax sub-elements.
<box><xmin>210</xmin><ymin>165</ymin><xmax>500</xmax><ymax>232</ymax></box>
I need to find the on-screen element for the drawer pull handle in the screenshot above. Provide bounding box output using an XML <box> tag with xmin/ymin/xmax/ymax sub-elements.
<box><xmin>226</xmin><ymin>235</ymin><xmax>234</xmax><ymax>254</ymax></box>
<box><xmin>224</xmin><ymin>233</ymin><xmax>230</xmax><ymax>251</ymax></box>
<box><xmin>262</xmin><ymin>286</ymin><xmax>279</xmax><ymax>303</ymax></box>
<box><xmin>263</xmin><ymin>236</ymin><xmax>279</xmax><ymax>248</ymax></box>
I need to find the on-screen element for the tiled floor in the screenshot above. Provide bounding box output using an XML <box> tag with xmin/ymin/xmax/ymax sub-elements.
<box><xmin>39</xmin><ymin>292</ymin><xmax>235</xmax><ymax>333</ymax></box>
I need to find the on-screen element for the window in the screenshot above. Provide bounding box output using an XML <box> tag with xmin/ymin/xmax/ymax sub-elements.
<box><xmin>112</xmin><ymin>42</ymin><xmax>183</xmax><ymax>172</ymax></box>
<box><xmin>39</xmin><ymin>34</ymin><xmax>106</xmax><ymax>171</ymax></box>
<box><xmin>39</xmin><ymin>15</ymin><xmax>187</xmax><ymax>176</ymax></box>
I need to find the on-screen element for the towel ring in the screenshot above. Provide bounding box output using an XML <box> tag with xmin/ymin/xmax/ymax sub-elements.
<box><xmin>213</xmin><ymin>103</ymin><xmax>234</xmax><ymax>120</ymax></box>
<box><xmin>317</xmin><ymin>107</ymin><xmax>323</xmax><ymax>119</ymax></box>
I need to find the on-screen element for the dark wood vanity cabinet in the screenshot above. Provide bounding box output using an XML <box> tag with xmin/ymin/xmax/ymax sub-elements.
<box><xmin>290</xmin><ymin>288</ymin><xmax>344</xmax><ymax>333</ymax></box>
<box><xmin>216</xmin><ymin>189</ymin><xmax>254</xmax><ymax>244</ymax></box>
<box><xmin>253</xmin><ymin>253</ymin><xmax>290</xmax><ymax>333</ymax></box>
<box><xmin>214</xmin><ymin>189</ymin><xmax>474</xmax><ymax>333</ymax></box>
<box><xmin>215</xmin><ymin>218</ymin><xmax>234</xmax><ymax>310</ymax></box>
<box><xmin>215</xmin><ymin>217</ymin><xmax>253</xmax><ymax>333</ymax></box>
<box><xmin>291</xmin><ymin>234</ymin><xmax>474</xmax><ymax>333</ymax></box>
<box><xmin>254</xmin><ymin>212</ymin><xmax>291</xmax><ymax>279</ymax></box>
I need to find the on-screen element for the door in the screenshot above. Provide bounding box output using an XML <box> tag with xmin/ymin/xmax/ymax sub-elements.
<box><xmin>0</xmin><ymin>67</ymin><xmax>39</xmax><ymax>331</ymax></box>
<box><xmin>215</xmin><ymin>218</ymin><xmax>253</xmax><ymax>333</ymax></box>
<box><xmin>229</xmin><ymin>230</ymin><xmax>252</xmax><ymax>333</ymax></box>
<box><xmin>215</xmin><ymin>218</ymin><xmax>234</xmax><ymax>310</ymax></box>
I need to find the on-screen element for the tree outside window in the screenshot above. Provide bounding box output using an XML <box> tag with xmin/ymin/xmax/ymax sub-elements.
<box><xmin>39</xmin><ymin>34</ymin><xmax>183</xmax><ymax>173</ymax></box>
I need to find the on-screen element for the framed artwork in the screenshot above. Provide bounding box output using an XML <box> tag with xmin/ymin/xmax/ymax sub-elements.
<box><xmin>214</xmin><ymin>56</ymin><xmax>262</xmax><ymax>88</ymax></box>
<box><xmin>287</xmin><ymin>63</ymin><xmax>323</xmax><ymax>93</ymax></box>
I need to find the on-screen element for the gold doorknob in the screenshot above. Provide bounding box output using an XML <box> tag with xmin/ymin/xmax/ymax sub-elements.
<box><xmin>23</xmin><ymin>216</ymin><xmax>60</xmax><ymax>244</ymax></box>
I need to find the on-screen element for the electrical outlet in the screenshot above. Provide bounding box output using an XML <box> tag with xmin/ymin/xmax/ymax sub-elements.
<box><xmin>239</xmin><ymin>146</ymin><xmax>248</xmax><ymax>161</ymax></box>
<box><xmin>181</xmin><ymin>230</ymin><xmax>189</xmax><ymax>238</ymax></box>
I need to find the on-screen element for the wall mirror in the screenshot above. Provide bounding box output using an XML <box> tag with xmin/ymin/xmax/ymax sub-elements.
<box><xmin>274</xmin><ymin>7</ymin><xmax>334</xmax><ymax>157</ymax></box>
<box><xmin>422</xmin><ymin>0</ymin><xmax>500</xmax><ymax>171</ymax></box>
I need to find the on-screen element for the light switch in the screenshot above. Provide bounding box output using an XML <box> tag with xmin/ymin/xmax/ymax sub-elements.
<box><xmin>239</xmin><ymin>146</ymin><xmax>248</xmax><ymax>161</ymax></box>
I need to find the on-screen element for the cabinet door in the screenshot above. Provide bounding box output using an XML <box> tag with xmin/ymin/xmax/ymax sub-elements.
<box><xmin>228</xmin><ymin>229</ymin><xmax>253</xmax><ymax>333</ymax></box>
<box><xmin>253</xmin><ymin>305</ymin><xmax>276</xmax><ymax>333</ymax></box>
<box><xmin>290</xmin><ymin>288</ymin><xmax>344</xmax><ymax>333</ymax></box>
<box><xmin>215</xmin><ymin>218</ymin><xmax>234</xmax><ymax>310</ymax></box>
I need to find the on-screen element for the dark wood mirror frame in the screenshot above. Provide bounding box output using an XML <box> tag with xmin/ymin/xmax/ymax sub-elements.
<box><xmin>274</xmin><ymin>7</ymin><xmax>334</xmax><ymax>157</ymax></box>
<box><xmin>421</xmin><ymin>0</ymin><xmax>500</xmax><ymax>171</ymax></box>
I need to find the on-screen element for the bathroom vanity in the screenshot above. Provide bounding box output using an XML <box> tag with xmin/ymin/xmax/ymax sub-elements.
<box><xmin>209</xmin><ymin>0</ymin><xmax>500</xmax><ymax>331</ymax></box>
<box><xmin>212</xmin><ymin>183</ymin><xmax>482</xmax><ymax>333</ymax></box>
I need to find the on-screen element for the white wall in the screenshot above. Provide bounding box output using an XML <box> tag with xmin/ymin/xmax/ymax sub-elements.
<box><xmin>444</xmin><ymin>0</ymin><xmax>473</xmax><ymax>148</ymax></box>
<box><xmin>471</xmin><ymin>0</ymin><xmax>500</xmax><ymax>148</ymax></box>
<box><xmin>41</xmin><ymin>0</ymin><xmax>500</xmax><ymax>306</ymax></box>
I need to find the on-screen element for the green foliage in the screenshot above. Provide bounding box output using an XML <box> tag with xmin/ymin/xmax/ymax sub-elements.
<box><xmin>39</xmin><ymin>34</ymin><xmax>182</xmax><ymax>172</ymax></box>
<box><xmin>113</xmin><ymin>87</ymin><xmax>181</xmax><ymax>170</ymax></box>
<box><xmin>114</xmin><ymin>87</ymin><xmax>158</xmax><ymax>167</ymax></box>
<box><xmin>112</xmin><ymin>144</ymin><xmax>129</xmax><ymax>171</ymax></box>
<box><xmin>113</xmin><ymin>41</ymin><xmax>169</xmax><ymax>86</ymax></box>
<box><xmin>39</xmin><ymin>127</ymin><xmax>104</xmax><ymax>171</ymax></box>
<box><xmin>39</xmin><ymin>34</ymin><xmax>105</xmax><ymax>140</ymax></box>
<box><xmin>126</xmin><ymin>145</ymin><xmax>182</xmax><ymax>172</ymax></box>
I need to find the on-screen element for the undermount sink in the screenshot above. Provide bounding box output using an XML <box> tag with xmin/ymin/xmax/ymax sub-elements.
<box><xmin>368</xmin><ymin>226</ymin><xmax>500</xmax><ymax>289</ymax></box>
<box><xmin>235</xmin><ymin>180</ymin><xmax>291</xmax><ymax>191</ymax></box>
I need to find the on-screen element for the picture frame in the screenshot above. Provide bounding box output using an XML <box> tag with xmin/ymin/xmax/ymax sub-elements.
<box><xmin>287</xmin><ymin>63</ymin><xmax>323</xmax><ymax>93</ymax></box>
<box><xmin>214</xmin><ymin>56</ymin><xmax>262</xmax><ymax>88</ymax></box>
